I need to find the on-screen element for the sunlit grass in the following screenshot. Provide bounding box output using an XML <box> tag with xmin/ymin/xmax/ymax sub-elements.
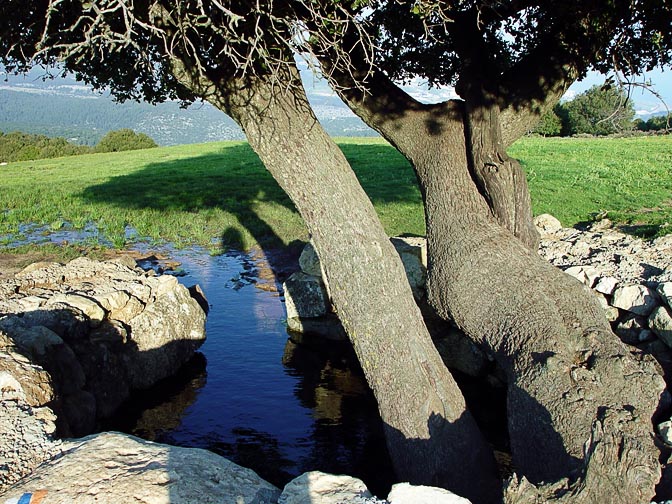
<box><xmin>509</xmin><ymin>136</ymin><xmax>672</xmax><ymax>237</ymax></box>
<box><xmin>1</xmin><ymin>135</ymin><xmax>670</xmax><ymax>258</ymax></box>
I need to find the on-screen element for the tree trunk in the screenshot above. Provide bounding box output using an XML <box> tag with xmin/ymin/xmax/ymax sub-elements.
<box><xmin>403</xmin><ymin>108</ymin><xmax>663</xmax><ymax>502</ymax></box>
<box><xmin>170</xmin><ymin>63</ymin><xmax>501</xmax><ymax>502</ymax></box>
<box><xmin>338</xmin><ymin>83</ymin><xmax>664</xmax><ymax>501</ymax></box>
<box><xmin>463</xmin><ymin>103</ymin><xmax>539</xmax><ymax>250</ymax></box>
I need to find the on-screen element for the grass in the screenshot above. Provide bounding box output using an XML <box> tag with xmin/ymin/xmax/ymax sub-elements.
<box><xmin>509</xmin><ymin>136</ymin><xmax>672</xmax><ymax>237</ymax></box>
<box><xmin>0</xmin><ymin>136</ymin><xmax>670</xmax><ymax>257</ymax></box>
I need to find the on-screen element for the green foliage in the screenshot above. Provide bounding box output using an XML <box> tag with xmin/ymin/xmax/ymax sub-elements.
<box><xmin>559</xmin><ymin>85</ymin><xmax>635</xmax><ymax>136</ymax></box>
<box><xmin>0</xmin><ymin>131</ymin><xmax>91</xmax><ymax>162</ymax></box>
<box><xmin>531</xmin><ymin>109</ymin><xmax>563</xmax><ymax>137</ymax></box>
<box><xmin>635</xmin><ymin>114</ymin><xmax>671</xmax><ymax>132</ymax></box>
<box><xmin>94</xmin><ymin>129</ymin><xmax>158</xmax><ymax>153</ymax></box>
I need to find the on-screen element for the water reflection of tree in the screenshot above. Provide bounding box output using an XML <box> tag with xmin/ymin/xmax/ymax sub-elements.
<box><xmin>282</xmin><ymin>337</ymin><xmax>395</xmax><ymax>496</ymax></box>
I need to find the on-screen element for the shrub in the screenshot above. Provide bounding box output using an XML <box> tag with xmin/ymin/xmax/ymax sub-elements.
<box><xmin>561</xmin><ymin>85</ymin><xmax>635</xmax><ymax>136</ymax></box>
<box><xmin>531</xmin><ymin>109</ymin><xmax>563</xmax><ymax>136</ymax></box>
<box><xmin>0</xmin><ymin>131</ymin><xmax>91</xmax><ymax>162</ymax></box>
<box><xmin>94</xmin><ymin>129</ymin><xmax>158</xmax><ymax>153</ymax></box>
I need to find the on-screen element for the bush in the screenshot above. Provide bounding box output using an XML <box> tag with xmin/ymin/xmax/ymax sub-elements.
<box><xmin>560</xmin><ymin>85</ymin><xmax>635</xmax><ymax>136</ymax></box>
<box><xmin>0</xmin><ymin>131</ymin><xmax>91</xmax><ymax>162</ymax></box>
<box><xmin>635</xmin><ymin>114</ymin><xmax>671</xmax><ymax>132</ymax></box>
<box><xmin>531</xmin><ymin>109</ymin><xmax>563</xmax><ymax>136</ymax></box>
<box><xmin>94</xmin><ymin>129</ymin><xmax>158</xmax><ymax>153</ymax></box>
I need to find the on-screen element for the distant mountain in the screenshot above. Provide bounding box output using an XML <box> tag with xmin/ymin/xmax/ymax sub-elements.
<box><xmin>0</xmin><ymin>67</ymin><xmax>377</xmax><ymax>145</ymax></box>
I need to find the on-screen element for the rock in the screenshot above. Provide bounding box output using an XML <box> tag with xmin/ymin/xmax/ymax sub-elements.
<box><xmin>0</xmin><ymin>257</ymin><xmax>207</xmax><ymax>436</ymax></box>
<box><xmin>604</xmin><ymin>306</ymin><xmax>620</xmax><ymax>323</ymax></box>
<box><xmin>0</xmin><ymin>333</ymin><xmax>53</xmax><ymax>406</ymax></box>
<box><xmin>650</xmin><ymin>305</ymin><xmax>672</xmax><ymax>348</ymax></box>
<box><xmin>659</xmin><ymin>420</ymin><xmax>672</xmax><ymax>445</ymax></box>
<box><xmin>46</xmin><ymin>294</ymin><xmax>106</xmax><ymax>327</ymax></box>
<box><xmin>299</xmin><ymin>242</ymin><xmax>323</xmax><ymax>278</ymax></box>
<box><xmin>124</xmin><ymin>284</ymin><xmax>207</xmax><ymax>389</ymax></box>
<box><xmin>0</xmin><ymin>432</ymin><xmax>280</xmax><ymax>504</ymax></box>
<box><xmin>595</xmin><ymin>276</ymin><xmax>619</xmax><ymax>295</ymax></box>
<box><xmin>287</xmin><ymin>315</ymin><xmax>347</xmax><ymax>341</ymax></box>
<box><xmin>659</xmin><ymin>282</ymin><xmax>672</xmax><ymax>308</ymax></box>
<box><xmin>283</xmin><ymin>272</ymin><xmax>330</xmax><ymax>320</ymax></box>
<box><xmin>615</xmin><ymin>314</ymin><xmax>648</xmax><ymax>345</ymax></box>
<box><xmin>279</xmin><ymin>471</ymin><xmax>372</xmax><ymax>504</ymax></box>
<box><xmin>533</xmin><ymin>214</ymin><xmax>562</xmax><ymax>234</ymax></box>
<box><xmin>391</xmin><ymin>237</ymin><xmax>427</xmax><ymax>300</ymax></box>
<box><xmin>564</xmin><ymin>265</ymin><xmax>600</xmax><ymax>288</ymax></box>
<box><xmin>0</xmin><ymin>400</ymin><xmax>61</xmax><ymax>491</ymax></box>
<box><xmin>612</xmin><ymin>284</ymin><xmax>660</xmax><ymax>316</ymax></box>
<box><xmin>387</xmin><ymin>482</ymin><xmax>472</xmax><ymax>504</ymax></box>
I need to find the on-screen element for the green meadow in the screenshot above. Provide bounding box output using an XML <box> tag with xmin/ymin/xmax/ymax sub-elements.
<box><xmin>1</xmin><ymin>136</ymin><xmax>670</xmax><ymax>256</ymax></box>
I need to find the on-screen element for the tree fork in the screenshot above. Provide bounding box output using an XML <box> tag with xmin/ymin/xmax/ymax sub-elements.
<box><xmin>463</xmin><ymin>102</ymin><xmax>539</xmax><ymax>250</ymax></box>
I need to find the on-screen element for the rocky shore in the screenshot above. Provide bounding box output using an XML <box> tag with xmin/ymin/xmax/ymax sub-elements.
<box><xmin>0</xmin><ymin>256</ymin><xmax>207</xmax><ymax>490</ymax></box>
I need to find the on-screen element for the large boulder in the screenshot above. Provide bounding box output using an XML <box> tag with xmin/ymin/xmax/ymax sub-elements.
<box><xmin>0</xmin><ymin>432</ymin><xmax>280</xmax><ymax>504</ymax></box>
<box><xmin>0</xmin><ymin>256</ymin><xmax>207</xmax><ymax>436</ymax></box>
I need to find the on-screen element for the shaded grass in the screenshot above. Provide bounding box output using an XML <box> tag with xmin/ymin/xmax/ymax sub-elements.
<box><xmin>0</xmin><ymin>139</ymin><xmax>423</xmax><ymax>253</ymax></box>
<box><xmin>1</xmin><ymin>136</ymin><xmax>670</xmax><ymax>256</ymax></box>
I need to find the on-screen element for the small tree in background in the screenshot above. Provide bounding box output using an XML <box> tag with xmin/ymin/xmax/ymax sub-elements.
<box><xmin>95</xmin><ymin>129</ymin><xmax>157</xmax><ymax>153</ymax></box>
<box><xmin>561</xmin><ymin>85</ymin><xmax>635</xmax><ymax>135</ymax></box>
<box><xmin>636</xmin><ymin>114</ymin><xmax>671</xmax><ymax>132</ymax></box>
<box><xmin>531</xmin><ymin>107</ymin><xmax>563</xmax><ymax>136</ymax></box>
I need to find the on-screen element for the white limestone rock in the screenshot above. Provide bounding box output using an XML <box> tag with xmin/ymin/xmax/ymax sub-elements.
<box><xmin>279</xmin><ymin>471</ymin><xmax>373</xmax><ymax>504</ymax></box>
<box><xmin>650</xmin><ymin>305</ymin><xmax>672</xmax><ymax>348</ymax></box>
<box><xmin>533</xmin><ymin>214</ymin><xmax>563</xmax><ymax>235</ymax></box>
<box><xmin>0</xmin><ymin>432</ymin><xmax>280</xmax><ymax>504</ymax></box>
<box><xmin>658</xmin><ymin>282</ymin><xmax>672</xmax><ymax>308</ymax></box>
<box><xmin>387</xmin><ymin>482</ymin><xmax>472</xmax><ymax>504</ymax></box>
<box><xmin>564</xmin><ymin>266</ymin><xmax>600</xmax><ymax>288</ymax></box>
<box><xmin>594</xmin><ymin>276</ymin><xmax>619</xmax><ymax>295</ymax></box>
<box><xmin>611</xmin><ymin>284</ymin><xmax>660</xmax><ymax>316</ymax></box>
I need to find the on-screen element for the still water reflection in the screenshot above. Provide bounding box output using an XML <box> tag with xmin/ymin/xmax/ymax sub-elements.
<box><xmin>105</xmin><ymin>247</ymin><xmax>393</xmax><ymax>495</ymax></box>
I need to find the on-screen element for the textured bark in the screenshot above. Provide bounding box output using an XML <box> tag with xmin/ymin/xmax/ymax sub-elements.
<box><xmin>464</xmin><ymin>103</ymin><xmax>539</xmax><ymax>250</ymax></box>
<box><xmin>170</xmin><ymin>62</ymin><xmax>501</xmax><ymax>502</ymax></box>
<box><xmin>330</xmin><ymin>70</ymin><xmax>664</xmax><ymax>502</ymax></box>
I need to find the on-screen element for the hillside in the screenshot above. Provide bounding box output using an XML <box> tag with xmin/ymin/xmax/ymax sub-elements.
<box><xmin>0</xmin><ymin>68</ymin><xmax>376</xmax><ymax>145</ymax></box>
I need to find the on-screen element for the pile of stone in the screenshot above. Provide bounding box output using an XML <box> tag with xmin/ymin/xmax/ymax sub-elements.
<box><xmin>285</xmin><ymin>216</ymin><xmax>672</xmax><ymax>359</ymax></box>
<box><xmin>536</xmin><ymin>214</ymin><xmax>672</xmax><ymax>350</ymax></box>
<box><xmin>0</xmin><ymin>256</ymin><xmax>207</xmax><ymax>489</ymax></box>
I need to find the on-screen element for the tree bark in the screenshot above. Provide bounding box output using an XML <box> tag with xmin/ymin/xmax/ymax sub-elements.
<box><xmin>463</xmin><ymin>102</ymin><xmax>539</xmax><ymax>249</ymax></box>
<box><xmin>169</xmin><ymin>61</ymin><xmax>501</xmax><ymax>502</ymax></box>
<box><xmin>331</xmin><ymin>71</ymin><xmax>665</xmax><ymax>502</ymax></box>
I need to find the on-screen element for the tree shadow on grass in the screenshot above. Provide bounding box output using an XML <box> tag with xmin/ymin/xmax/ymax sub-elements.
<box><xmin>79</xmin><ymin>141</ymin><xmax>424</xmax><ymax>275</ymax></box>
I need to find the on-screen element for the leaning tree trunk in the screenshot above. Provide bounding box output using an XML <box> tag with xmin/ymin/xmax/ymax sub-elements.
<box><xmin>339</xmin><ymin>86</ymin><xmax>664</xmax><ymax>501</ymax></box>
<box><xmin>170</xmin><ymin>63</ymin><xmax>501</xmax><ymax>502</ymax></box>
<box><xmin>398</xmin><ymin>107</ymin><xmax>664</xmax><ymax>502</ymax></box>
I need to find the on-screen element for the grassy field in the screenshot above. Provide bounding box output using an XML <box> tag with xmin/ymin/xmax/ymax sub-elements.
<box><xmin>0</xmin><ymin>135</ymin><xmax>670</xmax><ymax>255</ymax></box>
